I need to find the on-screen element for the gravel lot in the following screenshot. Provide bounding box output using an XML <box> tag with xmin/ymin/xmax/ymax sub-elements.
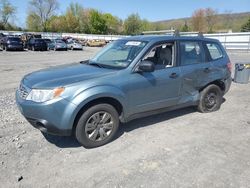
<box><xmin>0</xmin><ymin>48</ymin><xmax>250</xmax><ymax>188</ymax></box>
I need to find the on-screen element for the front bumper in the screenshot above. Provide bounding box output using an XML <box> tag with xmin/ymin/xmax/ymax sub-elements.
<box><xmin>16</xmin><ymin>90</ymin><xmax>76</xmax><ymax>136</ymax></box>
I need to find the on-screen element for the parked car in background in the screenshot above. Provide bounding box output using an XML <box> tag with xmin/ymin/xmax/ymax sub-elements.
<box><xmin>66</xmin><ymin>40</ymin><xmax>83</xmax><ymax>50</ymax></box>
<box><xmin>1</xmin><ymin>37</ymin><xmax>24</xmax><ymax>51</ymax></box>
<box><xmin>21</xmin><ymin>33</ymin><xmax>42</xmax><ymax>49</ymax></box>
<box><xmin>48</xmin><ymin>39</ymin><xmax>67</xmax><ymax>51</ymax></box>
<box><xmin>86</xmin><ymin>39</ymin><xmax>107</xmax><ymax>47</ymax></box>
<box><xmin>27</xmin><ymin>38</ymin><xmax>47</xmax><ymax>51</ymax></box>
<box><xmin>78</xmin><ymin>39</ymin><xmax>88</xmax><ymax>46</ymax></box>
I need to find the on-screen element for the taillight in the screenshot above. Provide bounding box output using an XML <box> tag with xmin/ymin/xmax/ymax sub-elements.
<box><xmin>227</xmin><ymin>61</ymin><xmax>232</xmax><ymax>72</ymax></box>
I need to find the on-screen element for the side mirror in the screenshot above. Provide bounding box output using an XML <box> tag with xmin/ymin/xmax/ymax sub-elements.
<box><xmin>136</xmin><ymin>60</ymin><xmax>155</xmax><ymax>73</ymax></box>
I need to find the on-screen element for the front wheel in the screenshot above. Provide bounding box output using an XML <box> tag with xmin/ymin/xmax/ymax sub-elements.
<box><xmin>198</xmin><ymin>84</ymin><xmax>222</xmax><ymax>113</ymax></box>
<box><xmin>75</xmin><ymin>104</ymin><xmax>120</xmax><ymax>148</ymax></box>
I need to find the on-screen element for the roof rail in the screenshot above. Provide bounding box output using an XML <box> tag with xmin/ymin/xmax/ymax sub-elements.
<box><xmin>174</xmin><ymin>30</ymin><xmax>180</xmax><ymax>37</ymax></box>
<box><xmin>141</xmin><ymin>29</ymin><xmax>175</xmax><ymax>35</ymax></box>
<box><xmin>141</xmin><ymin>29</ymin><xmax>205</xmax><ymax>37</ymax></box>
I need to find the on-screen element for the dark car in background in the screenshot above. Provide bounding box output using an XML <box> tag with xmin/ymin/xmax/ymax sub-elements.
<box><xmin>27</xmin><ymin>38</ymin><xmax>47</xmax><ymax>51</ymax></box>
<box><xmin>1</xmin><ymin>37</ymin><xmax>24</xmax><ymax>51</ymax></box>
<box><xmin>48</xmin><ymin>39</ymin><xmax>67</xmax><ymax>51</ymax></box>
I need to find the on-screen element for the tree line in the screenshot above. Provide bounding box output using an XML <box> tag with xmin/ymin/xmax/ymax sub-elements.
<box><xmin>1</xmin><ymin>0</ymin><xmax>250</xmax><ymax>34</ymax></box>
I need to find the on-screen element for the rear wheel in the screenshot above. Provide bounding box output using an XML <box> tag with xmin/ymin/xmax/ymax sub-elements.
<box><xmin>75</xmin><ymin>104</ymin><xmax>120</xmax><ymax>148</ymax></box>
<box><xmin>198</xmin><ymin>84</ymin><xmax>222</xmax><ymax>113</ymax></box>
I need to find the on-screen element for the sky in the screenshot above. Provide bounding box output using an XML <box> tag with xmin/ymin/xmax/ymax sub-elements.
<box><xmin>8</xmin><ymin>0</ymin><xmax>250</xmax><ymax>27</ymax></box>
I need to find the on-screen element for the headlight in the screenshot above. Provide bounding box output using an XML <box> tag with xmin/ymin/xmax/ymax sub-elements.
<box><xmin>26</xmin><ymin>87</ymin><xmax>65</xmax><ymax>103</ymax></box>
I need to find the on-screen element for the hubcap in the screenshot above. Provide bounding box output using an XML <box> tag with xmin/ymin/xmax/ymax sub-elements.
<box><xmin>85</xmin><ymin>111</ymin><xmax>114</xmax><ymax>142</ymax></box>
<box><xmin>204</xmin><ymin>92</ymin><xmax>217</xmax><ymax>109</ymax></box>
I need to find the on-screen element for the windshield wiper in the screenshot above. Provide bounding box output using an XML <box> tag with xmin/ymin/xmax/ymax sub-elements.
<box><xmin>87</xmin><ymin>61</ymin><xmax>104</xmax><ymax>68</ymax></box>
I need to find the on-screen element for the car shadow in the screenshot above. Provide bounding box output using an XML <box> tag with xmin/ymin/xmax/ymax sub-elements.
<box><xmin>42</xmin><ymin>106</ymin><xmax>197</xmax><ymax>148</ymax></box>
<box><xmin>115</xmin><ymin>106</ymin><xmax>197</xmax><ymax>139</ymax></box>
<box><xmin>42</xmin><ymin>133</ymin><xmax>82</xmax><ymax>148</ymax></box>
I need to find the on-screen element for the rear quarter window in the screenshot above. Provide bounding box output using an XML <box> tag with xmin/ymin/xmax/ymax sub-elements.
<box><xmin>205</xmin><ymin>42</ymin><xmax>223</xmax><ymax>61</ymax></box>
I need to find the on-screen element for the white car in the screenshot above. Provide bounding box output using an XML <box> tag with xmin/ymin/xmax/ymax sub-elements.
<box><xmin>67</xmin><ymin>41</ymin><xmax>83</xmax><ymax>50</ymax></box>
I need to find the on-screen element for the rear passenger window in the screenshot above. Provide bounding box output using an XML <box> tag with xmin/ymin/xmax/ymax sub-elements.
<box><xmin>206</xmin><ymin>43</ymin><xmax>223</xmax><ymax>60</ymax></box>
<box><xmin>180</xmin><ymin>41</ymin><xmax>205</xmax><ymax>66</ymax></box>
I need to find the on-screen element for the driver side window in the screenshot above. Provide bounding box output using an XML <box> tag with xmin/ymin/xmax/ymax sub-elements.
<box><xmin>143</xmin><ymin>42</ymin><xmax>175</xmax><ymax>70</ymax></box>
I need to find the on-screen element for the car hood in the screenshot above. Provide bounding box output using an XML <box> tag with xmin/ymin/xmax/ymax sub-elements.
<box><xmin>23</xmin><ymin>63</ymin><xmax>117</xmax><ymax>88</ymax></box>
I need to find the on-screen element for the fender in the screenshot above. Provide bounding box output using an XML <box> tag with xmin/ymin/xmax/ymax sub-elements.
<box><xmin>65</xmin><ymin>85</ymin><xmax>128</xmax><ymax>129</ymax></box>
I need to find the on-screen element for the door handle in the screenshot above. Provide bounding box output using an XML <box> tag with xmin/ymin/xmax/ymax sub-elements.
<box><xmin>169</xmin><ymin>72</ymin><xmax>178</xmax><ymax>79</ymax></box>
<box><xmin>204</xmin><ymin>68</ymin><xmax>211</xmax><ymax>73</ymax></box>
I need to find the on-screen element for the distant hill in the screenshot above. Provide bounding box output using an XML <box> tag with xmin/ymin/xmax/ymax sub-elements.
<box><xmin>151</xmin><ymin>12</ymin><xmax>250</xmax><ymax>32</ymax></box>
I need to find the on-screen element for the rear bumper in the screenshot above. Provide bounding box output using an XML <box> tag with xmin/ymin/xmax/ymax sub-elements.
<box><xmin>224</xmin><ymin>76</ymin><xmax>232</xmax><ymax>94</ymax></box>
<box><xmin>34</xmin><ymin>46</ymin><xmax>47</xmax><ymax>50</ymax></box>
<box><xmin>7</xmin><ymin>44</ymin><xmax>23</xmax><ymax>50</ymax></box>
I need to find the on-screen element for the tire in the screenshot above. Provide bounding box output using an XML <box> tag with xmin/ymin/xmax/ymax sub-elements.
<box><xmin>71</xmin><ymin>46</ymin><xmax>74</xmax><ymax>50</ymax></box>
<box><xmin>198</xmin><ymin>84</ymin><xmax>222</xmax><ymax>113</ymax></box>
<box><xmin>54</xmin><ymin>47</ymin><xmax>57</xmax><ymax>51</ymax></box>
<box><xmin>75</xmin><ymin>104</ymin><xmax>120</xmax><ymax>148</ymax></box>
<box><xmin>32</xmin><ymin>46</ymin><xmax>35</xmax><ymax>51</ymax></box>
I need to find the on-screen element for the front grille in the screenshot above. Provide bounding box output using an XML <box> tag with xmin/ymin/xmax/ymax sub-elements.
<box><xmin>18</xmin><ymin>83</ymin><xmax>30</xmax><ymax>99</ymax></box>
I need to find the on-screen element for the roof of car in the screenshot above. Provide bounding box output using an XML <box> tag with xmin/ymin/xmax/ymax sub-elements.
<box><xmin>122</xmin><ymin>35</ymin><xmax>219</xmax><ymax>43</ymax></box>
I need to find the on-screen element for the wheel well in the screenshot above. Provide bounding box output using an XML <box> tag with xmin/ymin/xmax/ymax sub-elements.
<box><xmin>72</xmin><ymin>97</ymin><xmax>123</xmax><ymax>133</ymax></box>
<box><xmin>199</xmin><ymin>80</ymin><xmax>225</xmax><ymax>92</ymax></box>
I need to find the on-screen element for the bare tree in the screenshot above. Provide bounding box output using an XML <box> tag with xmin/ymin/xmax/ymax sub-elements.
<box><xmin>205</xmin><ymin>8</ymin><xmax>217</xmax><ymax>33</ymax></box>
<box><xmin>28</xmin><ymin>0</ymin><xmax>58</xmax><ymax>31</ymax></box>
<box><xmin>224</xmin><ymin>10</ymin><xmax>233</xmax><ymax>30</ymax></box>
<box><xmin>0</xmin><ymin>0</ymin><xmax>16</xmax><ymax>27</ymax></box>
<box><xmin>191</xmin><ymin>9</ymin><xmax>207</xmax><ymax>32</ymax></box>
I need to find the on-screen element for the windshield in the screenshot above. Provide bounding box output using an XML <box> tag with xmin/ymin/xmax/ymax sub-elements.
<box><xmin>90</xmin><ymin>40</ymin><xmax>147</xmax><ymax>69</ymax></box>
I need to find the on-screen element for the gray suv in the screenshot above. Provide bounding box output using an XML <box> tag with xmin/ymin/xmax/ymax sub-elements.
<box><xmin>16</xmin><ymin>35</ymin><xmax>232</xmax><ymax>148</ymax></box>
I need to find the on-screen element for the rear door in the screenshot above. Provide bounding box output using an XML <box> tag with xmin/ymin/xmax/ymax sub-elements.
<box><xmin>178</xmin><ymin>40</ymin><xmax>211</xmax><ymax>102</ymax></box>
<box><xmin>203</xmin><ymin>41</ymin><xmax>229</xmax><ymax>80</ymax></box>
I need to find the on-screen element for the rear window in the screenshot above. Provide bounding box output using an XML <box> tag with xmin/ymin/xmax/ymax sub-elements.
<box><xmin>8</xmin><ymin>37</ymin><xmax>21</xmax><ymax>42</ymax></box>
<box><xmin>205</xmin><ymin>42</ymin><xmax>223</xmax><ymax>61</ymax></box>
<box><xmin>180</xmin><ymin>41</ymin><xmax>205</xmax><ymax>65</ymax></box>
<box><xmin>35</xmin><ymin>39</ymin><xmax>45</xmax><ymax>43</ymax></box>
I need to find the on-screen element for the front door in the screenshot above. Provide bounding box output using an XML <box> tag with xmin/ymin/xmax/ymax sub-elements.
<box><xmin>127</xmin><ymin>42</ymin><xmax>182</xmax><ymax>115</ymax></box>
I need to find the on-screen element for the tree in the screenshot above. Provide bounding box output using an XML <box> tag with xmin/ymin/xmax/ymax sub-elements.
<box><xmin>241</xmin><ymin>17</ymin><xmax>250</xmax><ymax>32</ymax></box>
<box><xmin>64</xmin><ymin>8</ymin><xmax>81</xmax><ymax>33</ymax></box>
<box><xmin>26</xmin><ymin>12</ymin><xmax>41</xmax><ymax>31</ymax></box>
<box><xmin>191</xmin><ymin>9</ymin><xmax>207</xmax><ymax>32</ymax></box>
<box><xmin>205</xmin><ymin>8</ymin><xmax>217</xmax><ymax>33</ymax></box>
<box><xmin>181</xmin><ymin>21</ymin><xmax>189</xmax><ymax>32</ymax></box>
<box><xmin>89</xmin><ymin>10</ymin><xmax>107</xmax><ymax>34</ymax></box>
<box><xmin>28</xmin><ymin>0</ymin><xmax>58</xmax><ymax>32</ymax></box>
<box><xmin>47</xmin><ymin>15</ymin><xmax>67</xmax><ymax>32</ymax></box>
<box><xmin>124</xmin><ymin>13</ymin><xmax>143</xmax><ymax>35</ymax></box>
<box><xmin>103</xmin><ymin>13</ymin><xmax>123</xmax><ymax>34</ymax></box>
<box><xmin>224</xmin><ymin>10</ymin><xmax>233</xmax><ymax>30</ymax></box>
<box><xmin>0</xmin><ymin>0</ymin><xmax>16</xmax><ymax>28</ymax></box>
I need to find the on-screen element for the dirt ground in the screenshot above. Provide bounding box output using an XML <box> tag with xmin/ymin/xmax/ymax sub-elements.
<box><xmin>0</xmin><ymin>48</ymin><xmax>250</xmax><ymax>188</ymax></box>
